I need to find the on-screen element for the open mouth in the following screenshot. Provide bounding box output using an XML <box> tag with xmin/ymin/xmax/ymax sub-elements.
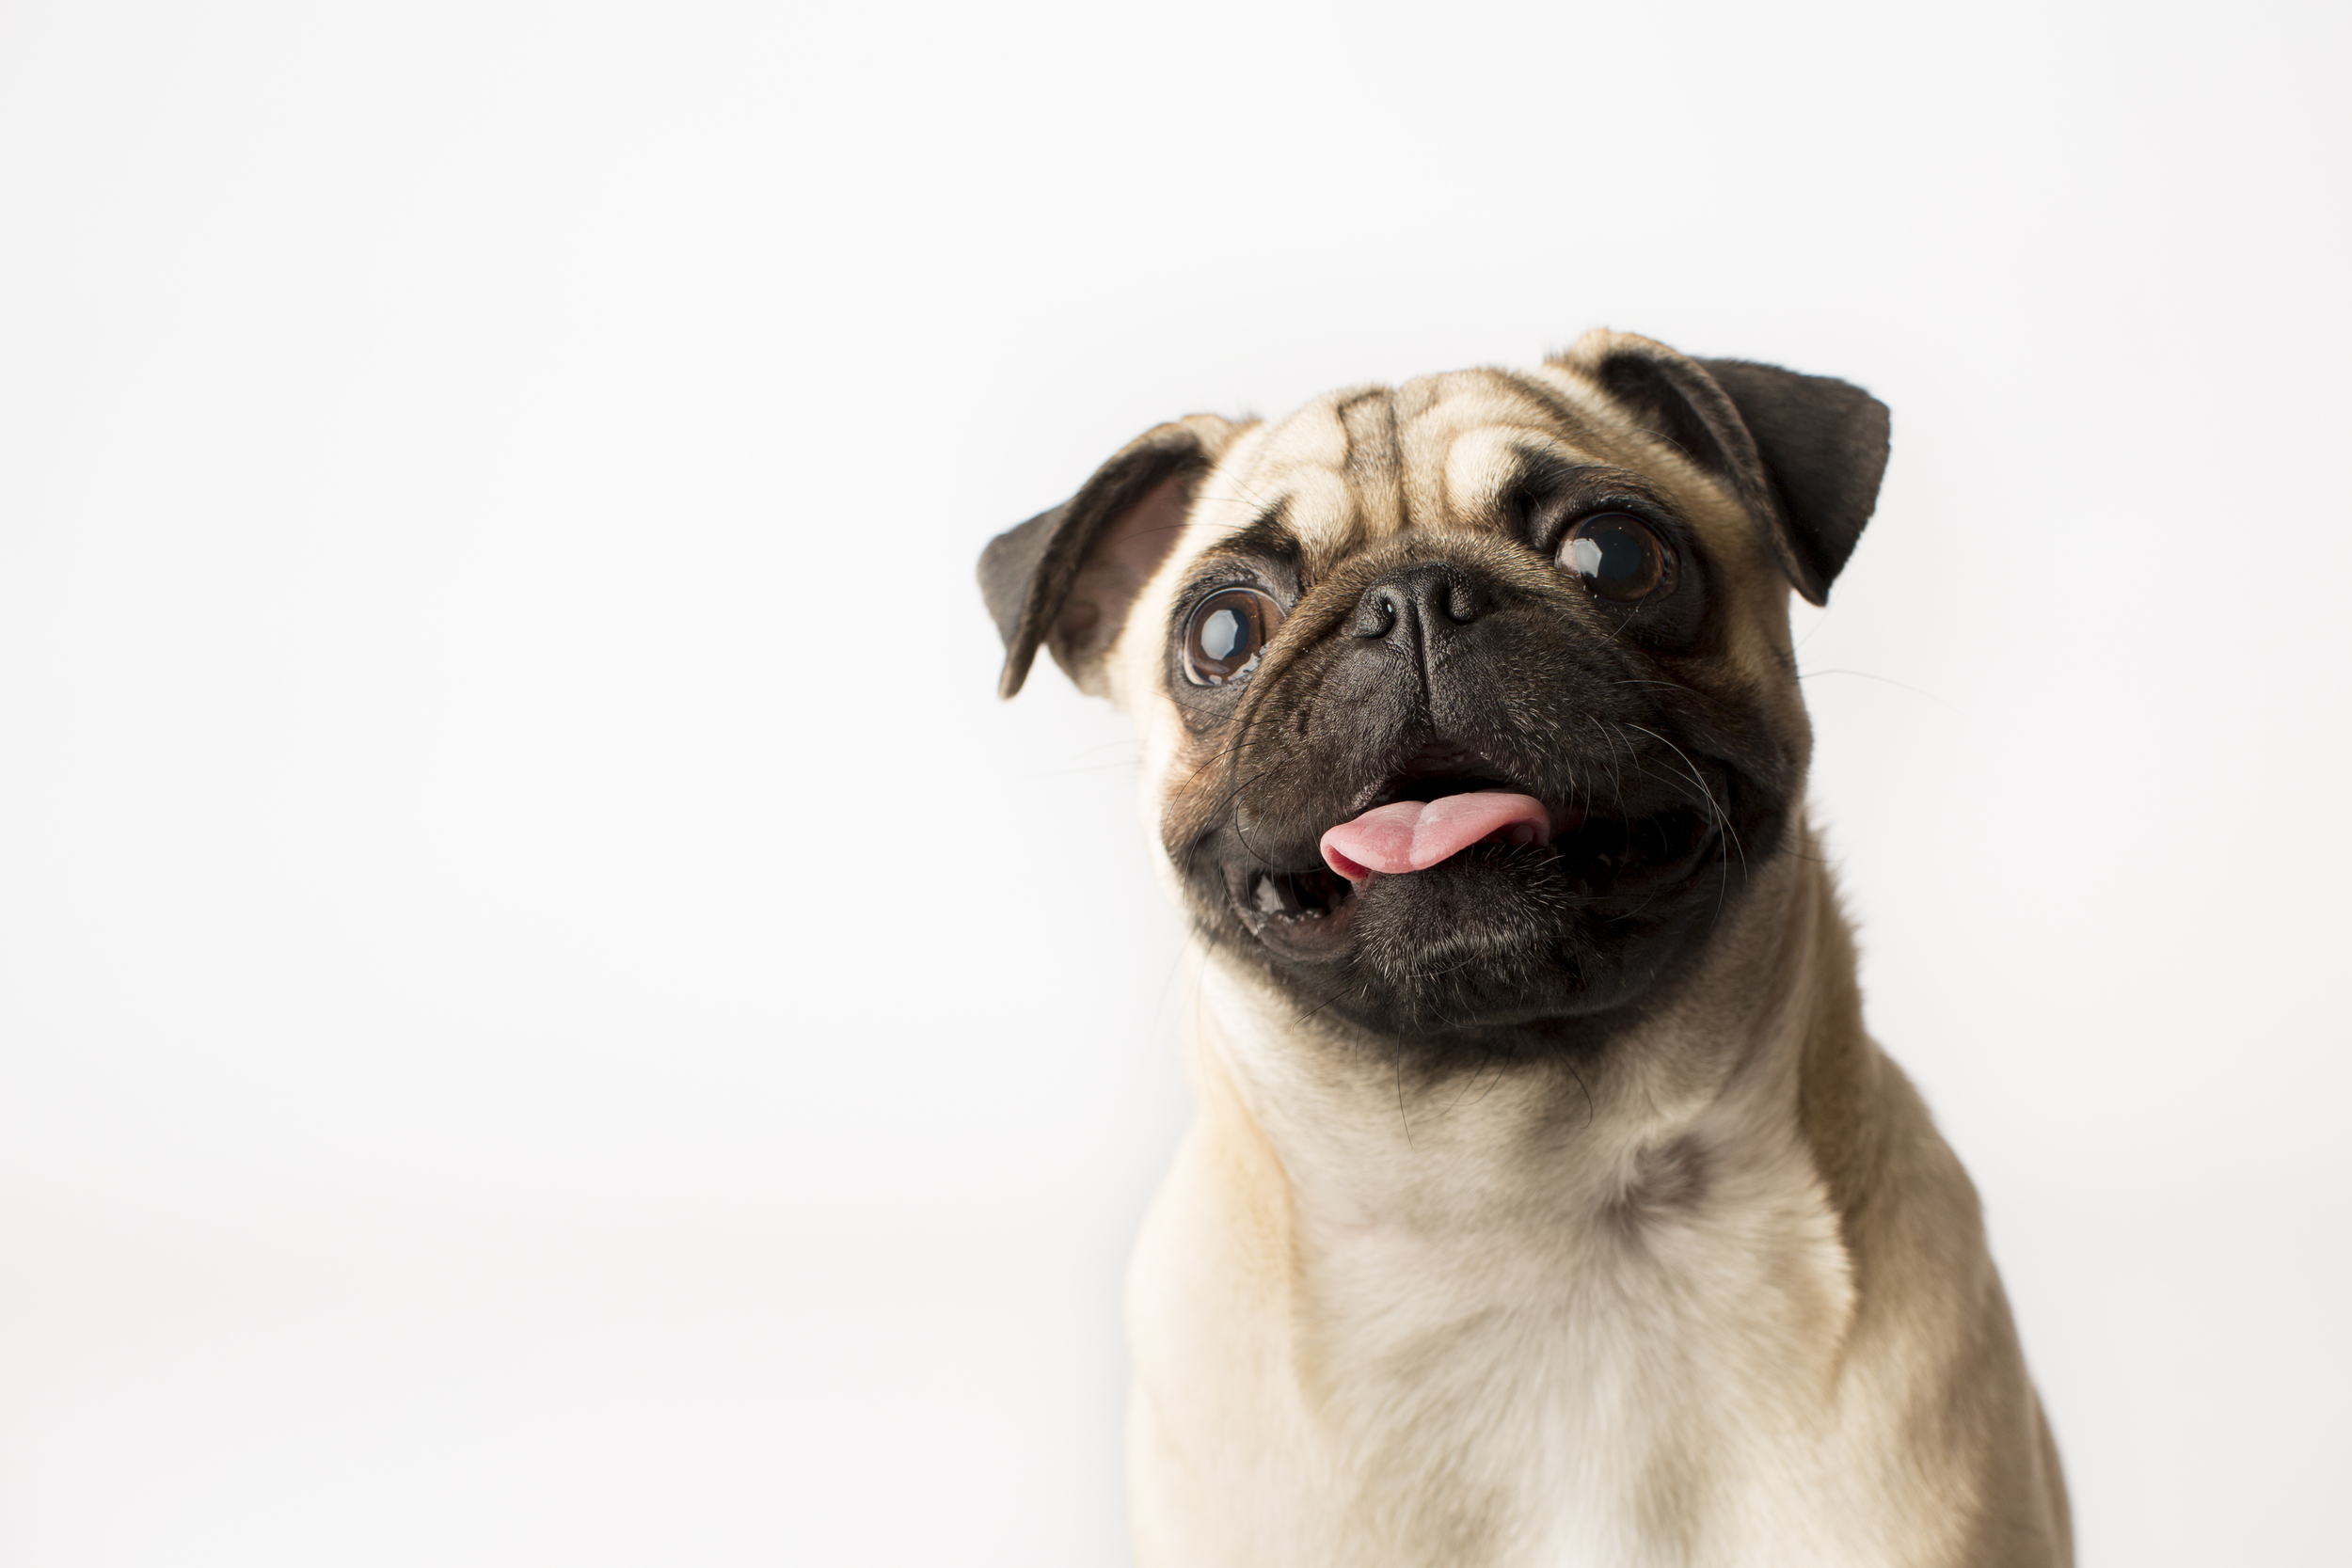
<box><xmin>1222</xmin><ymin>740</ymin><xmax>1721</xmax><ymax>961</ymax></box>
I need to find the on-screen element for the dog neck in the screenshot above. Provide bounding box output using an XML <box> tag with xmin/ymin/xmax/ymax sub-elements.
<box><xmin>1187</xmin><ymin>834</ymin><xmax>1869</xmax><ymax>1255</ymax></box>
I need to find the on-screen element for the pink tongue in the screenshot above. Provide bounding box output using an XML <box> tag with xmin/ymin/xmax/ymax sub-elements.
<box><xmin>1320</xmin><ymin>792</ymin><xmax>1552</xmax><ymax>883</ymax></box>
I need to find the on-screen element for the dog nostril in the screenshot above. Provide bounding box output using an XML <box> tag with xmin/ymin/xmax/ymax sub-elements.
<box><xmin>1445</xmin><ymin>582</ymin><xmax>1485</xmax><ymax>624</ymax></box>
<box><xmin>1349</xmin><ymin>591</ymin><xmax>1402</xmax><ymax>639</ymax></box>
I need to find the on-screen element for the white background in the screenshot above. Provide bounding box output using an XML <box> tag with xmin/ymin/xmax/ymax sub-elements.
<box><xmin>1</xmin><ymin>1</ymin><xmax>2345</xmax><ymax>1562</ymax></box>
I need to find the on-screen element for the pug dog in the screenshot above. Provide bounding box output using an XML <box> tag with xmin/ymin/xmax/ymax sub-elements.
<box><xmin>977</xmin><ymin>331</ymin><xmax>2070</xmax><ymax>1568</ymax></box>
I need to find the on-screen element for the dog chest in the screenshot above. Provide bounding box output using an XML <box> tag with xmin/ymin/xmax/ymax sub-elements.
<box><xmin>1127</xmin><ymin>1070</ymin><xmax>1887</xmax><ymax>1567</ymax></box>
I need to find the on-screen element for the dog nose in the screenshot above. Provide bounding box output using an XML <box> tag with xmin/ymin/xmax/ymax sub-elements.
<box><xmin>1346</xmin><ymin>564</ymin><xmax>1491</xmax><ymax>642</ymax></box>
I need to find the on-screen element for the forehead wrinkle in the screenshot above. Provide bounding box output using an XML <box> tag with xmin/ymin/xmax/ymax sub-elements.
<box><xmin>1521</xmin><ymin>360</ymin><xmax>1665</xmax><ymax>463</ymax></box>
<box><xmin>1495</xmin><ymin>366</ymin><xmax>1611</xmax><ymax>444</ymax></box>
<box><xmin>1438</xmin><ymin>424</ymin><xmax>1591</xmax><ymax>527</ymax></box>
<box><xmin>1234</xmin><ymin>388</ymin><xmax>1377</xmax><ymax>566</ymax></box>
<box><xmin>1287</xmin><ymin>470</ymin><xmax>1366</xmax><ymax>582</ymax></box>
<box><xmin>1392</xmin><ymin>370</ymin><xmax>1597</xmax><ymax>533</ymax></box>
<box><xmin>1393</xmin><ymin>374</ymin><xmax>1492</xmax><ymax>529</ymax></box>
<box><xmin>1521</xmin><ymin>358</ymin><xmax>1755</xmax><ymax>518</ymax></box>
<box><xmin>1337</xmin><ymin>388</ymin><xmax>1406</xmax><ymax>541</ymax></box>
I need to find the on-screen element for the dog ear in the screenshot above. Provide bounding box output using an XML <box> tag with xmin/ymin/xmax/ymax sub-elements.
<box><xmin>978</xmin><ymin>414</ymin><xmax>1246</xmax><ymax>698</ymax></box>
<box><xmin>1560</xmin><ymin>331</ymin><xmax>1890</xmax><ymax>605</ymax></box>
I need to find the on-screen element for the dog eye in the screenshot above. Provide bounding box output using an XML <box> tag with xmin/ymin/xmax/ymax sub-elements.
<box><xmin>1561</xmin><ymin>513</ymin><xmax>1669</xmax><ymax>603</ymax></box>
<box><xmin>1182</xmin><ymin>588</ymin><xmax>1285</xmax><ymax>686</ymax></box>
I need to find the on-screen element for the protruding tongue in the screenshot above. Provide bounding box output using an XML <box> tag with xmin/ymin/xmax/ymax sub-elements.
<box><xmin>1320</xmin><ymin>792</ymin><xmax>1552</xmax><ymax>883</ymax></box>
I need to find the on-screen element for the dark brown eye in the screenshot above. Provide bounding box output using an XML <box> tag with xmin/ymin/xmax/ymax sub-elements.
<box><xmin>1182</xmin><ymin>588</ymin><xmax>1285</xmax><ymax>686</ymax></box>
<box><xmin>1561</xmin><ymin>513</ymin><xmax>1669</xmax><ymax>603</ymax></box>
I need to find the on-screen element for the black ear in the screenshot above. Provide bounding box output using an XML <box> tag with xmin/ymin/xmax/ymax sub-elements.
<box><xmin>977</xmin><ymin>414</ymin><xmax>1246</xmax><ymax>698</ymax></box>
<box><xmin>1563</xmin><ymin>332</ymin><xmax>1890</xmax><ymax>605</ymax></box>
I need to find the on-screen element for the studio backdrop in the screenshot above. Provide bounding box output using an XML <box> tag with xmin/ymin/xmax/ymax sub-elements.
<box><xmin>0</xmin><ymin>1</ymin><xmax>2344</xmax><ymax>1563</ymax></box>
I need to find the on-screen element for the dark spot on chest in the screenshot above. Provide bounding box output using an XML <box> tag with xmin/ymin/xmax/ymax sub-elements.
<box><xmin>1608</xmin><ymin>1134</ymin><xmax>1712</xmax><ymax>1236</ymax></box>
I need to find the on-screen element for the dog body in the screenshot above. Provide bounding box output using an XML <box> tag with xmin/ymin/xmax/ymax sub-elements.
<box><xmin>981</xmin><ymin>335</ymin><xmax>2069</xmax><ymax>1567</ymax></box>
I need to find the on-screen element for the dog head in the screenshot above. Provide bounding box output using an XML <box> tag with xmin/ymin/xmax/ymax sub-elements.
<box><xmin>979</xmin><ymin>331</ymin><xmax>1888</xmax><ymax>1068</ymax></box>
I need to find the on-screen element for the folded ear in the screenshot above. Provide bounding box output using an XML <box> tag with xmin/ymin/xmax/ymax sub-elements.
<box><xmin>978</xmin><ymin>413</ymin><xmax>1247</xmax><ymax>698</ymax></box>
<box><xmin>1558</xmin><ymin>331</ymin><xmax>1891</xmax><ymax>605</ymax></box>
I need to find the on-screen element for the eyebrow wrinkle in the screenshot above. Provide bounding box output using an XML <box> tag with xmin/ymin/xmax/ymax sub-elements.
<box><xmin>1496</xmin><ymin>458</ymin><xmax>1684</xmax><ymax>545</ymax></box>
<box><xmin>1198</xmin><ymin>508</ymin><xmax>1298</xmax><ymax>562</ymax></box>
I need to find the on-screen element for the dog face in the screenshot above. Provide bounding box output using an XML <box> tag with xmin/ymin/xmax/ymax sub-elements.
<box><xmin>981</xmin><ymin>332</ymin><xmax>1888</xmax><ymax>1069</ymax></box>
